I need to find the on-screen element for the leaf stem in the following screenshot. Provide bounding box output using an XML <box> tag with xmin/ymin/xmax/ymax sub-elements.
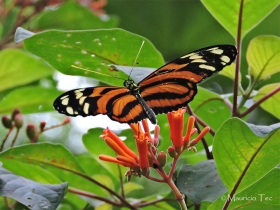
<box><xmin>238</xmin><ymin>86</ymin><xmax>280</xmax><ymax>117</ymax></box>
<box><xmin>0</xmin><ymin>124</ymin><xmax>15</xmax><ymax>152</ymax></box>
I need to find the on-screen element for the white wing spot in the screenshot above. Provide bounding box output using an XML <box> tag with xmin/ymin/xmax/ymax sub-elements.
<box><xmin>189</xmin><ymin>54</ymin><xmax>203</xmax><ymax>60</ymax></box>
<box><xmin>220</xmin><ymin>55</ymin><xmax>230</xmax><ymax>63</ymax></box>
<box><xmin>79</xmin><ymin>96</ymin><xmax>86</xmax><ymax>105</ymax></box>
<box><xmin>75</xmin><ymin>88</ymin><xmax>85</xmax><ymax>92</ymax></box>
<box><xmin>206</xmin><ymin>47</ymin><xmax>218</xmax><ymax>51</ymax></box>
<box><xmin>191</xmin><ymin>59</ymin><xmax>207</xmax><ymax>63</ymax></box>
<box><xmin>66</xmin><ymin>107</ymin><xmax>74</xmax><ymax>115</ymax></box>
<box><xmin>181</xmin><ymin>53</ymin><xmax>196</xmax><ymax>59</ymax></box>
<box><xmin>83</xmin><ymin>103</ymin><xmax>90</xmax><ymax>114</ymax></box>
<box><xmin>210</xmin><ymin>49</ymin><xmax>223</xmax><ymax>55</ymax></box>
<box><xmin>75</xmin><ymin>92</ymin><xmax>83</xmax><ymax>99</ymax></box>
<box><xmin>221</xmin><ymin>61</ymin><xmax>226</xmax><ymax>65</ymax></box>
<box><xmin>61</xmin><ymin>98</ymin><xmax>69</xmax><ymax>106</ymax></box>
<box><xmin>199</xmin><ymin>64</ymin><xmax>216</xmax><ymax>71</ymax></box>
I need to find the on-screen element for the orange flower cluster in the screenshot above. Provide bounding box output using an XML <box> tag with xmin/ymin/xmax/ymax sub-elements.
<box><xmin>99</xmin><ymin>109</ymin><xmax>210</xmax><ymax>180</ymax></box>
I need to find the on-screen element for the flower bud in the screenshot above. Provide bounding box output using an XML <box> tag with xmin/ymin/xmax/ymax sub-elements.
<box><xmin>63</xmin><ymin>117</ymin><xmax>71</xmax><ymax>124</ymax></box>
<box><xmin>26</xmin><ymin>124</ymin><xmax>37</xmax><ymax>142</ymax></box>
<box><xmin>14</xmin><ymin>114</ymin><xmax>23</xmax><ymax>129</ymax></box>
<box><xmin>40</xmin><ymin>122</ymin><xmax>46</xmax><ymax>131</ymax></box>
<box><xmin>11</xmin><ymin>109</ymin><xmax>20</xmax><ymax>120</ymax></box>
<box><xmin>153</xmin><ymin>125</ymin><xmax>160</xmax><ymax>147</ymax></box>
<box><xmin>167</xmin><ymin>146</ymin><xmax>177</xmax><ymax>158</ymax></box>
<box><xmin>157</xmin><ymin>151</ymin><xmax>167</xmax><ymax>168</ymax></box>
<box><xmin>2</xmin><ymin>116</ymin><xmax>13</xmax><ymax>129</ymax></box>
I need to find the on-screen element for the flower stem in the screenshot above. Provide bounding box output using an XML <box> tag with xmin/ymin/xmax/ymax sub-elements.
<box><xmin>166</xmin><ymin>178</ymin><xmax>188</xmax><ymax>210</ymax></box>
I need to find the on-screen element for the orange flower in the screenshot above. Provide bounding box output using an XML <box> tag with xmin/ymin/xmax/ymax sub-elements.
<box><xmin>167</xmin><ymin>108</ymin><xmax>185</xmax><ymax>151</ymax></box>
<box><xmin>99</xmin><ymin>127</ymin><xmax>138</xmax><ymax>168</ymax></box>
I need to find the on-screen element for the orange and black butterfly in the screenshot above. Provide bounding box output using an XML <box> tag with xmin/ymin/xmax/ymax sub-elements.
<box><xmin>53</xmin><ymin>45</ymin><xmax>237</xmax><ymax>124</ymax></box>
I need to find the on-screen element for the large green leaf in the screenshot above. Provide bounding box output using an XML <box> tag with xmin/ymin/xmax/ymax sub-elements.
<box><xmin>254</xmin><ymin>83</ymin><xmax>280</xmax><ymax>119</ymax></box>
<box><xmin>23</xmin><ymin>29</ymin><xmax>164</xmax><ymax>86</ymax></box>
<box><xmin>0</xmin><ymin>143</ymin><xmax>84</xmax><ymax>173</ymax></box>
<box><xmin>247</xmin><ymin>35</ymin><xmax>280</xmax><ymax>81</ymax></box>
<box><xmin>213</xmin><ymin>118</ymin><xmax>280</xmax><ymax>193</ymax></box>
<box><xmin>33</xmin><ymin>1</ymin><xmax>118</xmax><ymax>30</ymax></box>
<box><xmin>0</xmin><ymin>49</ymin><xmax>53</xmax><ymax>92</ymax></box>
<box><xmin>209</xmin><ymin>168</ymin><xmax>280</xmax><ymax>209</ymax></box>
<box><xmin>0</xmin><ymin>86</ymin><xmax>63</xmax><ymax>114</ymax></box>
<box><xmin>201</xmin><ymin>0</ymin><xmax>280</xmax><ymax>38</ymax></box>
<box><xmin>0</xmin><ymin>143</ymin><xmax>108</xmax><ymax>198</ymax></box>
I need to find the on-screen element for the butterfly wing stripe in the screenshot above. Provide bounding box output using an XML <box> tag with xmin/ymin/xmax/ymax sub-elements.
<box><xmin>139</xmin><ymin>71</ymin><xmax>204</xmax><ymax>89</ymax></box>
<box><xmin>141</xmin><ymin>82</ymin><xmax>197</xmax><ymax>115</ymax></box>
<box><xmin>109</xmin><ymin>95</ymin><xmax>147</xmax><ymax>124</ymax></box>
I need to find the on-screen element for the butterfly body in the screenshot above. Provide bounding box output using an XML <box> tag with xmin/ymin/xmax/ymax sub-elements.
<box><xmin>54</xmin><ymin>45</ymin><xmax>237</xmax><ymax>124</ymax></box>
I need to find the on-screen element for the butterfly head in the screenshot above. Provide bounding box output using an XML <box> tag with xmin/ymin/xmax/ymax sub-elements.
<box><xmin>124</xmin><ymin>79</ymin><xmax>139</xmax><ymax>93</ymax></box>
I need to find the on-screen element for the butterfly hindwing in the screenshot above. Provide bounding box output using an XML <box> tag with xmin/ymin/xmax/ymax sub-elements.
<box><xmin>53</xmin><ymin>87</ymin><xmax>148</xmax><ymax>124</ymax></box>
<box><xmin>139</xmin><ymin>45</ymin><xmax>237</xmax><ymax>115</ymax></box>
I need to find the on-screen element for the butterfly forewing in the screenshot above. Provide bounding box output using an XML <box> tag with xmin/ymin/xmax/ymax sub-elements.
<box><xmin>139</xmin><ymin>45</ymin><xmax>237</xmax><ymax>115</ymax></box>
<box><xmin>53</xmin><ymin>86</ymin><xmax>147</xmax><ymax>124</ymax></box>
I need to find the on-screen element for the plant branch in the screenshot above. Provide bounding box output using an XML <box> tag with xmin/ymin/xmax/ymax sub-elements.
<box><xmin>0</xmin><ymin>124</ymin><xmax>15</xmax><ymax>152</ymax></box>
<box><xmin>68</xmin><ymin>188</ymin><xmax>124</xmax><ymax>207</ymax></box>
<box><xmin>238</xmin><ymin>86</ymin><xmax>280</xmax><ymax>118</ymax></box>
<box><xmin>10</xmin><ymin>128</ymin><xmax>20</xmax><ymax>147</ymax></box>
<box><xmin>232</xmin><ymin>0</ymin><xmax>244</xmax><ymax>117</ymax></box>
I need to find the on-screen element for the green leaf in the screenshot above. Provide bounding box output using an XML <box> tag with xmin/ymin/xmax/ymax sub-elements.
<box><xmin>1</xmin><ymin>7</ymin><xmax>19</xmax><ymax>38</ymax></box>
<box><xmin>34</xmin><ymin>1</ymin><xmax>118</xmax><ymax>30</ymax></box>
<box><xmin>0</xmin><ymin>143</ymin><xmax>84</xmax><ymax>173</ymax></box>
<box><xmin>0</xmin><ymin>49</ymin><xmax>53</xmax><ymax>92</ymax></box>
<box><xmin>177</xmin><ymin>160</ymin><xmax>227</xmax><ymax>204</ymax></box>
<box><xmin>247</xmin><ymin>35</ymin><xmax>280</xmax><ymax>81</ymax></box>
<box><xmin>213</xmin><ymin>118</ymin><xmax>280</xmax><ymax>193</ymax></box>
<box><xmin>0</xmin><ymin>86</ymin><xmax>63</xmax><ymax>114</ymax></box>
<box><xmin>201</xmin><ymin>0</ymin><xmax>280</xmax><ymax>38</ymax></box>
<box><xmin>23</xmin><ymin>29</ymin><xmax>164</xmax><ymax>86</ymax></box>
<box><xmin>254</xmin><ymin>83</ymin><xmax>280</xmax><ymax>119</ymax></box>
<box><xmin>209</xmin><ymin>168</ymin><xmax>280</xmax><ymax>209</ymax></box>
<box><xmin>123</xmin><ymin>182</ymin><xmax>144</xmax><ymax>195</ymax></box>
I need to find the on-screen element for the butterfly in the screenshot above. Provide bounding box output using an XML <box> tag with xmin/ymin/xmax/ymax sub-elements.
<box><xmin>53</xmin><ymin>45</ymin><xmax>237</xmax><ymax>124</ymax></box>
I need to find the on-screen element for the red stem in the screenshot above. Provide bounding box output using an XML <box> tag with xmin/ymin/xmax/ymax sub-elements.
<box><xmin>232</xmin><ymin>0</ymin><xmax>244</xmax><ymax>117</ymax></box>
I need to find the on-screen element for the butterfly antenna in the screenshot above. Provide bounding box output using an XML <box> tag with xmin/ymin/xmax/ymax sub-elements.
<box><xmin>128</xmin><ymin>41</ymin><xmax>145</xmax><ymax>79</ymax></box>
<box><xmin>71</xmin><ymin>65</ymin><xmax>125</xmax><ymax>81</ymax></box>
